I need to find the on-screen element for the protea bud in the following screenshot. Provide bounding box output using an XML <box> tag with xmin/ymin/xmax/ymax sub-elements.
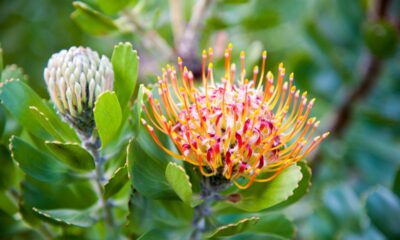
<box><xmin>44</xmin><ymin>46</ymin><xmax>113</xmax><ymax>137</ymax></box>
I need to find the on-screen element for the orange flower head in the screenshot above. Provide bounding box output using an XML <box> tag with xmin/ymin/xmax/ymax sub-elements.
<box><xmin>141</xmin><ymin>44</ymin><xmax>329</xmax><ymax>189</ymax></box>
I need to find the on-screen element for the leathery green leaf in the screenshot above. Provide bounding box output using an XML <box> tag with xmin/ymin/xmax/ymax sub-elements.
<box><xmin>104</xmin><ymin>164</ymin><xmax>128</xmax><ymax>199</ymax></box>
<box><xmin>111</xmin><ymin>42</ymin><xmax>139</xmax><ymax>111</ymax></box>
<box><xmin>10</xmin><ymin>136</ymin><xmax>76</xmax><ymax>183</ymax></box>
<box><xmin>94</xmin><ymin>91</ymin><xmax>122</xmax><ymax>148</ymax></box>
<box><xmin>230</xmin><ymin>164</ymin><xmax>303</xmax><ymax>212</ymax></box>
<box><xmin>0</xmin><ymin>80</ymin><xmax>78</xmax><ymax>142</ymax></box>
<box><xmin>206</xmin><ymin>217</ymin><xmax>259</xmax><ymax>238</ymax></box>
<box><xmin>33</xmin><ymin>208</ymin><xmax>96</xmax><ymax>227</ymax></box>
<box><xmin>45</xmin><ymin>141</ymin><xmax>95</xmax><ymax>171</ymax></box>
<box><xmin>165</xmin><ymin>162</ymin><xmax>193</xmax><ymax>206</ymax></box>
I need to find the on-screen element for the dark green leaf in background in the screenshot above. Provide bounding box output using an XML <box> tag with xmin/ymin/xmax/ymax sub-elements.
<box><xmin>0</xmin><ymin>145</ymin><xmax>16</xmax><ymax>190</ymax></box>
<box><xmin>22</xmin><ymin>177</ymin><xmax>98</xmax><ymax>210</ymax></box>
<box><xmin>365</xmin><ymin>186</ymin><xmax>400</xmax><ymax>239</ymax></box>
<box><xmin>392</xmin><ymin>167</ymin><xmax>400</xmax><ymax>198</ymax></box>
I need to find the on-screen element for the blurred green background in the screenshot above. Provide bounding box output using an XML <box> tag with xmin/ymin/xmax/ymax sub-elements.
<box><xmin>1</xmin><ymin>0</ymin><xmax>399</xmax><ymax>239</ymax></box>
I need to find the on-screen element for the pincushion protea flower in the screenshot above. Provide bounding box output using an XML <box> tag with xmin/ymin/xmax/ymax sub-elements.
<box><xmin>44</xmin><ymin>46</ymin><xmax>113</xmax><ymax>136</ymax></box>
<box><xmin>142</xmin><ymin>44</ymin><xmax>329</xmax><ymax>189</ymax></box>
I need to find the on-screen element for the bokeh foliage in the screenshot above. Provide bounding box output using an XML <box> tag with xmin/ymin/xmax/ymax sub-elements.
<box><xmin>0</xmin><ymin>0</ymin><xmax>399</xmax><ymax>239</ymax></box>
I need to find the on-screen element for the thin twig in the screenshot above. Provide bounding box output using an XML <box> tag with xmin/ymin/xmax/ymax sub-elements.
<box><xmin>84</xmin><ymin>136</ymin><xmax>115</xmax><ymax>230</ymax></box>
<box><xmin>178</xmin><ymin>0</ymin><xmax>213</xmax><ymax>57</ymax></box>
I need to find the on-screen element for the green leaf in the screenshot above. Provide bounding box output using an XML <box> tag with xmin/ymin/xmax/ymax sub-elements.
<box><xmin>71</xmin><ymin>1</ymin><xmax>118</xmax><ymax>36</ymax></box>
<box><xmin>98</xmin><ymin>0</ymin><xmax>133</xmax><ymax>15</ymax></box>
<box><xmin>0</xmin><ymin>46</ymin><xmax>3</xmax><ymax>75</ymax></box>
<box><xmin>10</xmin><ymin>136</ymin><xmax>77</xmax><ymax>183</ymax></box>
<box><xmin>127</xmin><ymin>137</ymin><xmax>176</xmax><ymax>199</ymax></box>
<box><xmin>0</xmin><ymin>145</ymin><xmax>16</xmax><ymax>190</ymax></box>
<box><xmin>0</xmin><ymin>80</ymin><xmax>79</xmax><ymax>142</ymax></box>
<box><xmin>0</xmin><ymin>106</ymin><xmax>5</xmax><ymax>138</ymax></box>
<box><xmin>246</xmin><ymin>213</ymin><xmax>294</xmax><ymax>239</ymax></box>
<box><xmin>207</xmin><ymin>217</ymin><xmax>259</xmax><ymax>238</ymax></box>
<box><xmin>45</xmin><ymin>141</ymin><xmax>95</xmax><ymax>171</ymax></box>
<box><xmin>22</xmin><ymin>177</ymin><xmax>98</xmax><ymax>210</ymax></box>
<box><xmin>104</xmin><ymin>164</ymin><xmax>128</xmax><ymax>199</ymax></box>
<box><xmin>93</xmin><ymin>91</ymin><xmax>122</xmax><ymax>148</ymax></box>
<box><xmin>0</xmin><ymin>191</ymin><xmax>18</xmax><ymax>216</ymax></box>
<box><xmin>127</xmin><ymin>191</ymin><xmax>193</xmax><ymax>232</ymax></box>
<box><xmin>32</xmin><ymin>208</ymin><xmax>96</xmax><ymax>227</ymax></box>
<box><xmin>229</xmin><ymin>164</ymin><xmax>303</xmax><ymax>212</ymax></box>
<box><xmin>393</xmin><ymin>167</ymin><xmax>400</xmax><ymax>198</ymax></box>
<box><xmin>365</xmin><ymin>186</ymin><xmax>400</xmax><ymax>239</ymax></box>
<box><xmin>269</xmin><ymin>161</ymin><xmax>311</xmax><ymax>210</ymax></box>
<box><xmin>111</xmin><ymin>42</ymin><xmax>139</xmax><ymax>111</ymax></box>
<box><xmin>363</xmin><ymin>20</ymin><xmax>398</xmax><ymax>58</ymax></box>
<box><xmin>165</xmin><ymin>162</ymin><xmax>193</xmax><ymax>206</ymax></box>
<box><xmin>223</xmin><ymin>0</ymin><xmax>250</xmax><ymax>4</ymax></box>
<box><xmin>1</xmin><ymin>64</ymin><xmax>28</xmax><ymax>82</ymax></box>
<box><xmin>138</xmin><ymin>229</ymin><xmax>168</xmax><ymax>240</ymax></box>
<box><xmin>322</xmin><ymin>184</ymin><xmax>362</xmax><ymax>230</ymax></box>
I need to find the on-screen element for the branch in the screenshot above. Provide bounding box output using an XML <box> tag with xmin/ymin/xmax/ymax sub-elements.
<box><xmin>178</xmin><ymin>0</ymin><xmax>213</xmax><ymax>57</ymax></box>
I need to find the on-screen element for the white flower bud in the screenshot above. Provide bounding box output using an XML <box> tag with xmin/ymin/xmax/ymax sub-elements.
<box><xmin>44</xmin><ymin>46</ymin><xmax>114</xmax><ymax>136</ymax></box>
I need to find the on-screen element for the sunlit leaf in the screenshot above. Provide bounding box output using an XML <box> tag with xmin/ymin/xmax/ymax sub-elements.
<box><xmin>206</xmin><ymin>217</ymin><xmax>259</xmax><ymax>238</ymax></box>
<box><xmin>94</xmin><ymin>91</ymin><xmax>122</xmax><ymax>148</ymax></box>
<box><xmin>111</xmin><ymin>42</ymin><xmax>139</xmax><ymax>111</ymax></box>
<box><xmin>98</xmin><ymin>0</ymin><xmax>134</xmax><ymax>15</ymax></box>
<box><xmin>165</xmin><ymin>162</ymin><xmax>193</xmax><ymax>206</ymax></box>
<box><xmin>229</xmin><ymin>164</ymin><xmax>302</xmax><ymax>212</ymax></box>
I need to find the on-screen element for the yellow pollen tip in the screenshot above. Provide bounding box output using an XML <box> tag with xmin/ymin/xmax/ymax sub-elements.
<box><xmin>267</xmin><ymin>71</ymin><xmax>273</xmax><ymax>79</ymax></box>
<box><xmin>262</xmin><ymin>50</ymin><xmax>267</xmax><ymax>58</ymax></box>
<box><xmin>290</xmin><ymin>72</ymin><xmax>294</xmax><ymax>79</ymax></box>
<box><xmin>208</xmin><ymin>48</ymin><xmax>213</xmax><ymax>54</ymax></box>
<box><xmin>240</xmin><ymin>51</ymin><xmax>245</xmax><ymax>58</ymax></box>
<box><xmin>208</xmin><ymin>63</ymin><xmax>213</xmax><ymax>69</ymax></box>
<box><xmin>228</xmin><ymin>43</ymin><xmax>233</xmax><ymax>49</ymax></box>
